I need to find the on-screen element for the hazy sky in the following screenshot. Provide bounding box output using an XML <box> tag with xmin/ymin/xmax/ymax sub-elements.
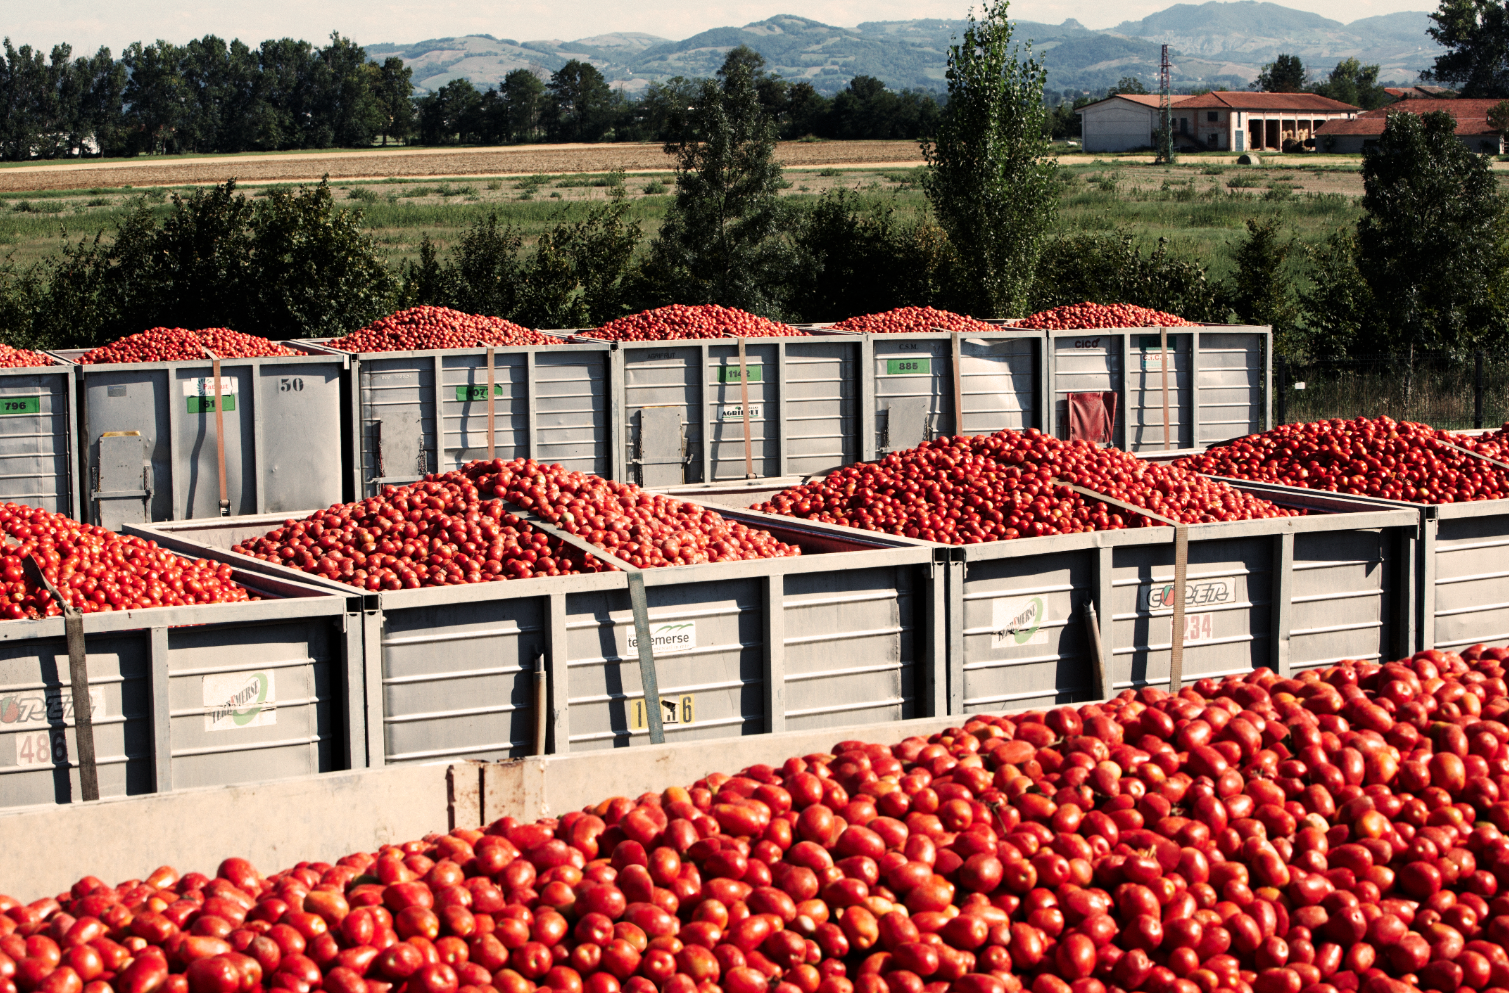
<box><xmin>13</xmin><ymin>0</ymin><xmax>1432</xmax><ymax>53</ymax></box>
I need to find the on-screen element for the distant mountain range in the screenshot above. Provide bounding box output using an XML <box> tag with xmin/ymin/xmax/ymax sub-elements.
<box><xmin>367</xmin><ymin>1</ymin><xmax>1443</xmax><ymax>97</ymax></box>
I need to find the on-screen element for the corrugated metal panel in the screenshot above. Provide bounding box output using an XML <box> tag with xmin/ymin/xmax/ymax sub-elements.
<box><xmin>361</xmin><ymin>358</ymin><xmax>435</xmax><ymax>488</ymax></box>
<box><xmin>1199</xmin><ymin>333</ymin><xmax>1262</xmax><ymax>444</ymax></box>
<box><xmin>1288</xmin><ymin>530</ymin><xmax>1392</xmax><ymax>669</ymax></box>
<box><xmin>1053</xmin><ymin>335</ymin><xmax>1124</xmax><ymax>442</ymax></box>
<box><xmin>566</xmin><ymin>584</ymin><xmax>762</xmax><ymax>748</ymax></box>
<box><xmin>1433</xmin><ymin>513</ymin><xmax>1509</xmax><ymax>649</ymax></box>
<box><xmin>707</xmin><ymin>343</ymin><xmax>779</xmax><ymax>481</ymax></box>
<box><xmin>960</xmin><ymin>338</ymin><xmax>1036</xmax><ymax>436</ymax></box>
<box><xmin>440</xmin><ymin>353</ymin><xmax>530</xmax><ymax>467</ymax></box>
<box><xmin>0</xmin><ymin>369</ymin><xmax>71</xmax><ymax>512</ymax></box>
<box><xmin>381</xmin><ymin>599</ymin><xmax>545</xmax><ymax>763</ymax></box>
<box><xmin>0</xmin><ymin>635</ymin><xmax>151</xmax><ymax>806</ymax></box>
<box><xmin>1126</xmin><ymin>333</ymin><xmax>1191</xmax><ymax>450</ymax></box>
<box><xmin>625</xmin><ymin>346</ymin><xmax>703</xmax><ymax>485</ymax></box>
<box><xmin>783</xmin><ymin>567</ymin><xmax>915</xmax><ymax>728</ymax></box>
<box><xmin>873</xmin><ymin>339</ymin><xmax>950</xmax><ymax>452</ymax></box>
<box><xmin>960</xmin><ymin>552</ymin><xmax>1094</xmax><ymax>712</ymax></box>
<box><xmin>534</xmin><ymin>352</ymin><xmax>608</xmax><ymax>474</ymax></box>
<box><xmin>784</xmin><ymin>343</ymin><xmax>857</xmax><ymax>476</ymax></box>
<box><xmin>1110</xmin><ymin>538</ymin><xmax>1272</xmax><ymax>688</ymax></box>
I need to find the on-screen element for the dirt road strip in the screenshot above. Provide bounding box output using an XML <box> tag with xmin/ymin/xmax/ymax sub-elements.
<box><xmin>0</xmin><ymin>141</ymin><xmax>928</xmax><ymax>192</ymax></box>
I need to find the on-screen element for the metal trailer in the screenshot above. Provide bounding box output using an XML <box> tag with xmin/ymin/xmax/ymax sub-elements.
<box><xmin>831</xmin><ymin>326</ymin><xmax>1047</xmax><ymax>461</ymax></box>
<box><xmin>50</xmin><ymin>349</ymin><xmax>349</xmax><ymax>528</ymax></box>
<box><xmin>0</xmin><ymin>567</ymin><xmax>358</xmax><ymax>810</ymax></box>
<box><xmin>1199</xmin><ymin>478</ymin><xmax>1509</xmax><ymax>655</ymax></box>
<box><xmin>546</xmin><ymin>331</ymin><xmax>865</xmax><ymax>488</ymax></box>
<box><xmin>932</xmin><ymin>482</ymin><xmax>1417</xmax><ymax>715</ymax></box>
<box><xmin>1046</xmin><ymin>325</ymin><xmax>1271</xmax><ymax>452</ymax></box>
<box><xmin>128</xmin><ymin>507</ymin><xmax>944</xmax><ymax>762</ymax></box>
<box><xmin>0</xmin><ymin>362</ymin><xmax>81</xmax><ymax>517</ymax></box>
<box><xmin>297</xmin><ymin>340</ymin><xmax>615</xmax><ymax>501</ymax></box>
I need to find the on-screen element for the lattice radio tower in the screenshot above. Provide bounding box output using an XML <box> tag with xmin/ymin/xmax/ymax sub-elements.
<box><xmin>1156</xmin><ymin>44</ymin><xmax>1175</xmax><ymax>163</ymax></box>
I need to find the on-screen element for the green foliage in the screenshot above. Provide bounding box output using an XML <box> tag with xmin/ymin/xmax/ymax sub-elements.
<box><xmin>1030</xmin><ymin>230</ymin><xmax>1222</xmax><ymax>321</ymax></box>
<box><xmin>1110</xmin><ymin>76</ymin><xmax>1148</xmax><ymax>95</ymax></box>
<box><xmin>1298</xmin><ymin>229</ymin><xmax>1373</xmax><ymax>357</ymax></box>
<box><xmin>1257</xmin><ymin>54</ymin><xmax>1307</xmax><ymax>93</ymax></box>
<box><xmin>1427</xmin><ymin>0</ymin><xmax>1509</xmax><ymax>96</ymax></box>
<box><xmin>1222</xmin><ymin>218</ymin><xmax>1301</xmax><ymax>346</ymax></box>
<box><xmin>546</xmin><ymin>60</ymin><xmax>615</xmax><ymax>142</ymax></box>
<box><xmin>1310</xmin><ymin>58</ymin><xmax>1390</xmax><ymax>110</ymax></box>
<box><xmin>1491</xmin><ymin>99</ymin><xmax>1509</xmax><ymax>134</ymax></box>
<box><xmin>922</xmin><ymin>0</ymin><xmax>1057</xmax><ymax>317</ymax></box>
<box><xmin>631</xmin><ymin>48</ymin><xmax>787</xmax><ymax>313</ymax></box>
<box><xmin>1357</xmin><ymin>109</ymin><xmax>1509</xmax><ymax>349</ymax></box>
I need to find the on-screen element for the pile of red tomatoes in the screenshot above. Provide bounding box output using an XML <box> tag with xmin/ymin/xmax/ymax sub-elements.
<box><xmin>79</xmin><ymin>330</ymin><xmax>297</xmax><ymax>365</ymax></box>
<box><xmin>756</xmin><ymin>431</ymin><xmax>1290</xmax><ymax>544</ymax></box>
<box><xmin>327</xmin><ymin>309</ymin><xmax>556</xmax><ymax>353</ymax></box>
<box><xmin>232</xmin><ymin>460</ymin><xmax>799</xmax><ymax>591</ymax></box>
<box><xmin>0</xmin><ymin>345</ymin><xmax>53</xmax><ymax>368</ymax></box>
<box><xmin>1015</xmin><ymin>306</ymin><xmax>1197</xmax><ymax>331</ymax></box>
<box><xmin>9</xmin><ymin>645</ymin><xmax>1509</xmax><ymax>993</ymax></box>
<box><xmin>582</xmin><ymin>307</ymin><xmax>806</xmax><ymax>342</ymax></box>
<box><xmin>0</xmin><ymin>504</ymin><xmax>250</xmax><ymax>618</ymax></box>
<box><xmin>1174</xmin><ymin>417</ymin><xmax>1509</xmax><ymax>504</ymax></box>
<box><xmin>829</xmin><ymin>309</ymin><xmax>999</xmax><ymax>336</ymax></box>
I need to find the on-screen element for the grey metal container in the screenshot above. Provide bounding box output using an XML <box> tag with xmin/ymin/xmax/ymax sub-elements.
<box><xmin>0</xmin><ymin>566</ymin><xmax>357</xmax><ymax>809</ymax></box>
<box><xmin>299</xmin><ymin>340</ymin><xmax>614</xmax><ymax>501</ymax></box>
<box><xmin>51</xmin><ymin>349</ymin><xmax>348</xmax><ymax>527</ymax></box>
<box><xmin>840</xmin><ymin>327</ymin><xmax>1047</xmax><ymax>460</ymax></box>
<box><xmin>130</xmin><ymin>506</ymin><xmax>943</xmax><ymax>762</ymax></box>
<box><xmin>546</xmin><ymin>332</ymin><xmax>864</xmax><ymax>487</ymax></box>
<box><xmin>0</xmin><ymin>362</ymin><xmax>80</xmax><ymax>517</ymax></box>
<box><xmin>1046</xmin><ymin>326</ymin><xmax>1271</xmax><ymax>452</ymax></box>
<box><xmin>1202</xmin><ymin>477</ymin><xmax>1509</xmax><ymax>655</ymax></box>
<box><xmin>932</xmin><ymin>482</ymin><xmax>1418</xmax><ymax>714</ymax></box>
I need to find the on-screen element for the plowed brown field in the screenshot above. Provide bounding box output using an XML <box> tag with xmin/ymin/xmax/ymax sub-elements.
<box><xmin>0</xmin><ymin>141</ymin><xmax>926</xmax><ymax>192</ymax></box>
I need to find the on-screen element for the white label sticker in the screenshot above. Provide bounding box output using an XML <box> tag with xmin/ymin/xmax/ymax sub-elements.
<box><xmin>0</xmin><ymin>686</ymin><xmax>104</xmax><ymax>729</ymax></box>
<box><xmin>1184</xmin><ymin>612</ymin><xmax>1215</xmax><ymax>644</ymax></box>
<box><xmin>203</xmin><ymin>671</ymin><xmax>277</xmax><ymax>731</ymax></box>
<box><xmin>183</xmin><ymin>377</ymin><xmax>238</xmax><ymax>397</ymax></box>
<box><xmin>624</xmin><ymin>621</ymin><xmax>698</xmax><ymax>656</ymax></box>
<box><xmin>719</xmin><ymin>405</ymin><xmax>762</xmax><ymax>421</ymax></box>
<box><xmin>1141</xmin><ymin>577</ymin><xmax>1235</xmax><ymax>611</ymax></box>
<box><xmin>992</xmin><ymin>595</ymin><xmax>1050</xmax><ymax>647</ymax></box>
<box><xmin>1142</xmin><ymin>353</ymin><xmax>1165</xmax><ymax>371</ymax></box>
<box><xmin>14</xmin><ymin>729</ymin><xmax>65</xmax><ymax>768</ymax></box>
<box><xmin>630</xmin><ymin>694</ymin><xmax>696</xmax><ymax>731</ymax></box>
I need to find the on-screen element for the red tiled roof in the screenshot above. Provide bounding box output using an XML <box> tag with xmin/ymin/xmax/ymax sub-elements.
<box><xmin>1317</xmin><ymin>99</ymin><xmax>1503</xmax><ymax>136</ymax></box>
<box><xmin>1175</xmin><ymin>91</ymin><xmax>1359</xmax><ymax>112</ymax></box>
<box><xmin>1385</xmin><ymin>86</ymin><xmax>1457</xmax><ymax>98</ymax></box>
<box><xmin>1077</xmin><ymin>94</ymin><xmax>1168</xmax><ymax>111</ymax></box>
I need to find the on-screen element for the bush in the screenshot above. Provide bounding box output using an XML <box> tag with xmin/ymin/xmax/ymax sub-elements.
<box><xmin>1031</xmin><ymin>231</ymin><xmax>1222</xmax><ymax>321</ymax></box>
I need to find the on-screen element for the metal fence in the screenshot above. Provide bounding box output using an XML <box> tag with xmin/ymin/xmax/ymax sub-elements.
<box><xmin>1277</xmin><ymin>351</ymin><xmax>1509</xmax><ymax>431</ymax></box>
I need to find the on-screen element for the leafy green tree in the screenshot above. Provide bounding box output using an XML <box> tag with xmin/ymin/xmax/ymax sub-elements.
<box><xmin>631</xmin><ymin>47</ymin><xmax>787</xmax><ymax>313</ymax></box>
<box><xmin>122</xmin><ymin>40</ymin><xmax>189</xmax><ymax>153</ymax></box>
<box><xmin>416</xmin><ymin>78</ymin><xmax>482</xmax><ymax>144</ymax></box>
<box><xmin>1311</xmin><ymin>57</ymin><xmax>1389</xmax><ymax>109</ymax></box>
<box><xmin>1357</xmin><ymin>110</ymin><xmax>1509</xmax><ymax>349</ymax></box>
<box><xmin>1298</xmin><ymin>230</ymin><xmax>1372</xmax><ymax>357</ymax></box>
<box><xmin>446</xmin><ymin>213</ymin><xmax>524</xmax><ymax>317</ymax></box>
<box><xmin>374</xmin><ymin>57</ymin><xmax>415</xmax><ymax>144</ymax></box>
<box><xmin>1426</xmin><ymin>0</ymin><xmax>1509</xmax><ymax>97</ymax></box>
<box><xmin>1257</xmin><ymin>54</ymin><xmax>1307</xmax><ymax>92</ymax></box>
<box><xmin>546</xmin><ymin>60</ymin><xmax>613</xmax><ymax>142</ymax></box>
<box><xmin>1110</xmin><ymin>76</ymin><xmax>1148</xmax><ymax>95</ymax></box>
<box><xmin>1490</xmin><ymin>98</ymin><xmax>1509</xmax><ymax>136</ymax></box>
<box><xmin>1031</xmin><ymin>231</ymin><xmax>1220</xmax><ymax>320</ymax></box>
<box><xmin>314</xmin><ymin>33</ymin><xmax>381</xmax><ymax>148</ymax></box>
<box><xmin>501</xmin><ymin>69</ymin><xmax>547</xmax><ymax>142</ymax></box>
<box><xmin>1223</xmin><ymin>218</ymin><xmax>1301</xmax><ymax>346</ymax></box>
<box><xmin>922</xmin><ymin>0</ymin><xmax>1056</xmax><ymax>317</ymax></box>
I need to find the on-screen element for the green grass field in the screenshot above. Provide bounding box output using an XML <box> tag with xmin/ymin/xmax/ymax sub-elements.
<box><xmin>0</xmin><ymin>157</ymin><xmax>1392</xmax><ymax>278</ymax></box>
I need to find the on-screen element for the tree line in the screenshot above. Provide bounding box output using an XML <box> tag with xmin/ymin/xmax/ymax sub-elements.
<box><xmin>0</xmin><ymin>33</ymin><xmax>942</xmax><ymax>159</ymax></box>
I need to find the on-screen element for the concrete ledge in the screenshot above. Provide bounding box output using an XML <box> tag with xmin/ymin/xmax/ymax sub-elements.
<box><xmin>1</xmin><ymin>714</ymin><xmax>976</xmax><ymax>902</ymax></box>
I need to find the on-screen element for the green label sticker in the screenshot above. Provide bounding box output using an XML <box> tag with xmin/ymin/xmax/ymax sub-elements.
<box><xmin>0</xmin><ymin>397</ymin><xmax>40</xmax><ymax>415</ymax></box>
<box><xmin>1138</xmin><ymin>335</ymin><xmax>1166</xmax><ymax>349</ymax></box>
<box><xmin>885</xmin><ymin>358</ymin><xmax>932</xmax><ymax>376</ymax></box>
<box><xmin>717</xmin><ymin>365</ymin><xmax>762</xmax><ymax>383</ymax></box>
<box><xmin>187</xmin><ymin>395</ymin><xmax>235</xmax><ymax>414</ymax></box>
<box><xmin>455</xmin><ymin>384</ymin><xmax>505</xmax><ymax>402</ymax></box>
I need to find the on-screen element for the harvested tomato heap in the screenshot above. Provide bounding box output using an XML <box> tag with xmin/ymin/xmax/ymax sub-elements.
<box><xmin>327</xmin><ymin>309</ymin><xmax>556</xmax><ymax>353</ymax></box>
<box><xmin>0</xmin><ymin>504</ymin><xmax>250</xmax><ymax>618</ymax></box>
<box><xmin>756</xmin><ymin>431</ymin><xmax>1289</xmax><ymax>544</ymax></box>
<box><xmin>233</xmin><ymin>460</ymin><xmax>799</xmax><ymax>591</ymax></box>
<box><xmin>79</xmin><ymin>329</ymin><xmax>297</xmax><ymax>365</ymax></box>
<box><xmin>10</xmin><ymin>646</ymin><xmax>1509</xmax><ymax>993</ymax></box>
<box><xmin>0</xmin><ymin>345</ymin><xmax>53</xmax><ymax>368</ymax></box>
<box><xmin>583</xmin><ymin>306</ymin><xmax>807</xmax><ymax>342</ymax></box>
<box><xmin>829</xmin><ymin>309</ymin><xmax>999</xmax><ymax>336</ymax></box>
<box><xmin>1175</xmin><ymin>416</ymin><xmax>1509</xmax><ymax>504</ymax></box>
<box><xmin>1015</xmin><ymin>305</ymin><xmax>1198</xmax><ymax>331</ymax></box>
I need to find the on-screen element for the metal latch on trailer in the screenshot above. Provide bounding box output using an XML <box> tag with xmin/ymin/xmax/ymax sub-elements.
<box><xmin>634</xmin><ymin>406</ymin><xmax>689</xmax><ymax>488</ymax></box>
<box><xmin>372</xmin><ymin>411</ymin><xmax>426</xmax><ymax>486</ymax></box>
<box><xmin>882</xmin><ymin>397</ymin><xmax>932</xmax><ymax>453</ymax></box>
<box><xmin>93</xmin><ymin>431</ymin><xmax>151</xmax><ymax>529</ymax></box>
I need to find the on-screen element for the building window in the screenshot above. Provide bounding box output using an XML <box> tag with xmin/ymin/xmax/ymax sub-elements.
<box><xmin>1208</xmin><ymin>133</ymin><xmax>1218</xmax><ymax>148</ymax></box>
<box><xmin>1207</xmin><ymin>111</ymin><xmax>1219</xmax><ymax>122</ymax></box>
<box><xmin>1180</xmin><ymin>117</ymin><xmax>1188</xmax><ymax>134</ymax></box>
